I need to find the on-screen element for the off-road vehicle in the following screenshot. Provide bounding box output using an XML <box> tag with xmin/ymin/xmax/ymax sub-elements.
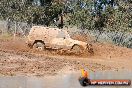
<box><xmin>27</xmin><ymin>26</ymin><xmax>92</xmax><ymax>54</ymax></box>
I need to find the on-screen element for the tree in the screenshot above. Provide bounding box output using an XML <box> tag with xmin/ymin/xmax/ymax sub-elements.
<box><xmin>0</xmin><ymin>0</ymin><xmax>64</xmax><ymax>27</ymax></box>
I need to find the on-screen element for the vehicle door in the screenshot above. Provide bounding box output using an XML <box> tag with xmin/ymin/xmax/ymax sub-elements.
<box><xmin>50</xmin><ymin>31</ymin><xmax>67</xmax><ymax>49</ymax></box>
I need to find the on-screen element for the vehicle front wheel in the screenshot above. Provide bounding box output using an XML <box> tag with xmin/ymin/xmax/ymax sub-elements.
<box><xmin>33</xmin><ymin>42</ymin><xmax>45</xmax><ymax>51</ymax></box>
<box><xmin>71</xmin><ymin>45</ymin><xmax>83</xmax><ymax>55</ymax></box>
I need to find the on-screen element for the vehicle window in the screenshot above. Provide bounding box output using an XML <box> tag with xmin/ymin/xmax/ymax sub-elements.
<box><xmin>57</xmin><ymin>31</ymin><xmax>66</xmax><ymax>38</ymax></box>
<box><xmin>65</xmin><ymin>32</ymin><xmax>70</xmax><ymax>38</ymax></box>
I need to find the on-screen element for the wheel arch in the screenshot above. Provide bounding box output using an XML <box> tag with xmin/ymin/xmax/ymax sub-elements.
<box><xmin>32</xmin><ymin>40</ymin><xmax>45</xmax><ymax>47</ymax></box>
<box><xmin>71</xmin><ymin>44</ymin><xmax>84</xmax><ymax>50</ymax></box>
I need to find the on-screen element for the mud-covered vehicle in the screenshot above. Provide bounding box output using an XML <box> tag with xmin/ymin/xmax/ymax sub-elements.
<box><xmin>27</xmin><ymin>26</ymin><xmax>93</xmax><ymax>54</ymax></box>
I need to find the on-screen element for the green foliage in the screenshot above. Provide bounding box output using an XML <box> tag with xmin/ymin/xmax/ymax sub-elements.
<box><xmin>0</xmin><ymin>0</ymin><xmax>64</xmax><ymax>26</ymax></box>
<box><xmin>66</xmin><ymin>0</ymin><xmax>94</xmax><ymax>30</ymax></box>
<box><xmin>0</xmin><ymin>0</ymin><xmax>131</xmax><ymax>31</ymax></box>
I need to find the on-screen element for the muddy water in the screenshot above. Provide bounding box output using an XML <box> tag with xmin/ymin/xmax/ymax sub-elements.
<box><xmin>0</xmin><ymin>70</ymin><xmax>131</xmax><ymax>88</ymax></box>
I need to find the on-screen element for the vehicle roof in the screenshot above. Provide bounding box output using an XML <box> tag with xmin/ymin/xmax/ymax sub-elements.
<box><xmin>32</xmin><ymin>26</ymin><xmax>62</xmax><ymax>31</ymax></box>
<box><xmin>29</xmin><ymin>26</ymin><xmax>69</xmax><ymax>37</ymax></box>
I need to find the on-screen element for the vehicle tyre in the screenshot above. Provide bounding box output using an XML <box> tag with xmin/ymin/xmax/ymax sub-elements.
<box><xmin>71</xmin><ymin>45</ymin><xmax>83</xmax><ymax>55</ymax></box>
<box><xmin>33</xmin><ymin>42</ymin><xmax>45</xmax><ymax>51</ymax></box>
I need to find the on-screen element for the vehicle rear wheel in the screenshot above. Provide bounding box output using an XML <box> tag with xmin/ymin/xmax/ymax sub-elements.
<box><xmin>71</xmin><ymin>45</ymin><xmax>83</xmax><ymax>55</ymax></box>
<box><xmin>33</xmin><ymin>42</ymin><xmax>45</xmax><ymax>51</ymax></box>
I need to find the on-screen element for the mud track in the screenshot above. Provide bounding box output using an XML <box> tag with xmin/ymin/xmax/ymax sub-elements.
<box><xmin>0</xmin><ymin>37</ymin><xmax>132</xmax><ymax>76</ymax></box>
